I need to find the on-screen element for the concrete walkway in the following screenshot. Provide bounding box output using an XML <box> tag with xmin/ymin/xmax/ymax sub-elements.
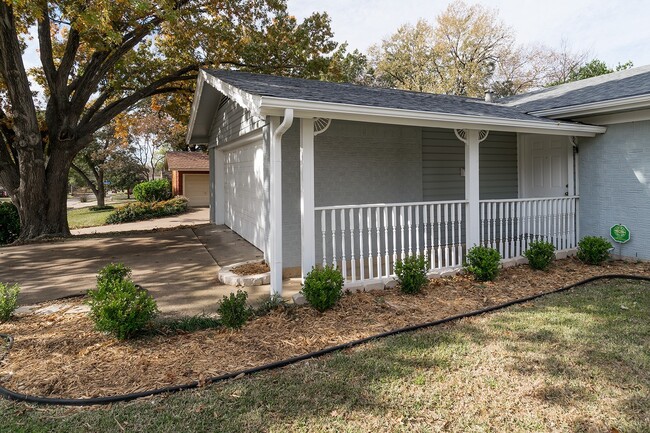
<box><xmin>72</xmin><ymin>207</ymin><xmax>210</xmax><ymax>235</ymax></box>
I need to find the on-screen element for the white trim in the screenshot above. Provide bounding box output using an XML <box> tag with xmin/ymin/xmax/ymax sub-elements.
<box><xmin>465</xmin><ymin>130</ymin><xmax>480</xmax><ymax>248</ymax></box>
<box><xmin>208</xmin><ymin>128</ymin><xmax>265</xmax><ymax>151</ymax></box>
<box><xmin>214</xmin><ymin>149</ymin><xmax>225</xmax><ymax>224</ymax></box>
<box><xmin>315</xmin><ymin>199</ymin><xmax>468</xmax><ymax>211</ymax></box>
<box><xmin>531</xmin><ymin>94</ymin><xmax>650</xmax><ymax>119</ymax></box>
<box><xmin>479</xmin><ymin>195</ymin><xmax>579</xmax><ymax>204</ymax></box>
<box><xmin>202</xmin><ymin>71</ymin><xmax>263</xmax><ymax>117</ymax></box>
<box><xmin>577</xmin><ymin>108</ymin><xmax>650</xmax><ymax>125</ymax></box>
<box><xmin>269</xmin><ymin>109</ymin><xmax>294</xmax><ymax>297</ymax></box>
<box><xmin>300</xmin><ymin>118</ymin><xmax>316</xmax><ymax>280</ymax></box>
<box><xmin>259</xmin><ymin>96</ymin><xmax>606</xmax><ymax>137</ymax></box>
<box><xmin>186</xmin><ymin>75</ymin><xmax>206</xmax><ymax>145</ymax></box>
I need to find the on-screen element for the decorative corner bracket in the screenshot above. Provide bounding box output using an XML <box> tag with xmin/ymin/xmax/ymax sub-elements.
<box><xmin>454</xmin><ymin>129</ymin><xmax>489</xmax><ymax>144</ymax></box>
<box><xmin>569</xmin><ymin>136</ymin><xmax>579</xmax><ymax>147</ymax></box>
<box><xmin>314</xmin><ymin>118</ymin><xmax>331</xmax><ymax>136</ymax></box>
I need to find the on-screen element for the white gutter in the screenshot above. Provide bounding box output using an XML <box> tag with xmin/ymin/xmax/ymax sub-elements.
<box><xmin>269</xmin><ymin>108</ymin><xmax>294</xmax><ymax>296</ymax></box>
<box><xmin>530</xmin><ymin>94</ymin><xmax>650</xmax><ymax>119</ymax></box>
<box><xmin>259</xmin><ymin>96</ymin><xmax>606</xmax><ymax>137</ymax></box>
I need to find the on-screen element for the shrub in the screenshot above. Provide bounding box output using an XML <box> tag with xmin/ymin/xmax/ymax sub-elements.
<box><xmin>217</xmin><ymin>290</ymin><xmax>251</xmax><ymax>329</ymax></box>
<box><xmin>88</xmin><ymin>263</ymin><xmax>158</xmax><ymax>340</ymax></box>
<box><xmin>254</xmin><ymin>294</ymin><xmax>288</xmax><ymax>316</ymax></box>
<box><xmin>0</xmin><ymin>282</ymin><xmax>20</xmax><ymax>322</ymax></box>
<box><xmin>133</xmin><ymin>179</ymin><xmax>172</xmax><ymax>203</ymax></box>
<box><xmin>301</xmin><ymin>266</ymin><xmax>344</xmax><ymax>312</ymax></box>
<box><xmin>465</xmin><ymin>245</ymin><xmax>501</xmax><ymax>281</ymax></box>
<box><xmin>524</xmin><ymin>241</ymin><xmax>556</xmax><ymax>270</ymax></box>
<box><xmin>154</xmin><ymin>314</ymin><xmax>221</xmax><ymax>334</ymax></box>
<box><xmin>89</xmin><ymin>205</ymin><xmax>114</xmax><ymax>211</ymax></box>
<box><xmin>394</xmin><ymin>255</ymin><xmax>428</xmax><ymax>294</ymax></box>
<box><xmin>0</xmin><ymin>202</ymin><xmax>20</xmax><ymax>245</ymax></box>
<box><xmin>577</xmin><ymin>236</ymin><xmax>612</xmax><ymax>265</ymax></box>
<box><xmin>106</xmin><ymin>197</ymin><xmax>188</xmax><ymax>224</ymax></box>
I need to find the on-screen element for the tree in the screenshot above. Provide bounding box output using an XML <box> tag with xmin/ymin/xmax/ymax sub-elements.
<box><xmin>0</xmin><ymin>1</ymin><xmax>339</xmax><ymax>241</ymax></box>
<box><xmin>547</xmin><ymin>58</ymin><xmax>634</xmax><ymax>86</ymax></box>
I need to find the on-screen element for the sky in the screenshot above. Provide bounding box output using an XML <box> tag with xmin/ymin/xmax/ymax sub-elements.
<box><xmin>287</xmin><ymin>0</ymin><xmax>650</xmax><ymax>67</ymax></box>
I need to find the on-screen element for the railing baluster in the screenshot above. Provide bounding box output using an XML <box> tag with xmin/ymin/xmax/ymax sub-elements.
<box><xmin>375</xmin><ymin>207</ymin><xmax>382</xmax><ymax>278</ymax></box>
<box><xmin>331</xmin><ymin>210</ymin><xmax>337</xmax><ymax>269</ymax></box>
<box><xmin>415</xmin><ymin>205</ymin><xmax>421</xmax><ymax>257</ymax></box>
<box><xmin>340</xmin><ymin>209</ymin><xmax>347</xmax><ymax>279</ymax></box>
<box><xmin>444</xmin><ymin>204</ymin><xmax>449</xmax><ymax>268</ymax></box>
<box><xmin>407</xmin><ymin>206</ymin><xmax>413</xmax><ymax>257</ymax></box>
<box><xmin>392</xmin><ymin>206</ymin><xmax>397</xmax><ymax>271</ymax></box>
<box><xmin>349</xmin><ymin>209</ymin><xmax>356</xmax><ymax>281</ymax></box>
<box><xmin>367</xmin><ymin>207</ymin><xmax>373</xmax><ymax>280</ymax></box>
<box><xmin>384</xmin><ymin>207</ymin><xmax>390</xmax><ymax>277</ymax></box>
<box><xmin>437</xmin><ymin>204</ymin><xmax>442</xmax><ymax>269</ymax></box>
<box><xmin>358</xmin><ymin>208</ymin><xmax>364</xmax><ymax>281</ymax></box>
<box><xmin>450</xmin><ymin>204</ymin><xmax>456</xmax><ymax>267</ymax></box>
<box><xmin>423</xmin><ymin>205</ymin><xmax>429</xmax><ymax>268</ymax></box>
<box><xmin>457</xmin><ymin>203</ymin><xmax>464</xmax><ymax>265</ymax></box>
<box><xmin>321</xmin><ymin>210</ymin><xmax>327</xmax><ymax>267</ymax></box>
<box><xmin>400</xmin><ymin>206</ymin><xmax>406</xmax><ymax>261</ymax></box>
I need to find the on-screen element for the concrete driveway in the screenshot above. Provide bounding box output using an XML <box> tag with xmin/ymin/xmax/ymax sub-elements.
<box><xmin>0</xmin><ymin>228</ymin><xmax>224</xmax><ymax>316</ymax></box>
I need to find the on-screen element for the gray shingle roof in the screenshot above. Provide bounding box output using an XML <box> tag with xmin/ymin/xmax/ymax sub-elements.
<box><xmin>499</xmin><ymin>65</ymin><xmax>650</xmax><ymax>113</ymax></box>
<box><xmin>205</xmin><ymin>69</ymin><xmax>567</xmax><ymax>125</ymax></box>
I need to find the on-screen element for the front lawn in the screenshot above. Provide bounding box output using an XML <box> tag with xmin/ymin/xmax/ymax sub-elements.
<box><xmin>1</xmin><ymin>278</ymin><xmax>648</xmax><ymax>432</ymax></box>
<box><xmin>67</xmin><ymin>206</ymin><xmax>116</xmax><ymax>229</ymax></box>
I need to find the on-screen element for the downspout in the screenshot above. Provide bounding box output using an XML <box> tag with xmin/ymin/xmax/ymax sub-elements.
<box><xmin>270</xmin><ymin>108</ymin><xmax>294</xmax><ymax>296</ymax></box>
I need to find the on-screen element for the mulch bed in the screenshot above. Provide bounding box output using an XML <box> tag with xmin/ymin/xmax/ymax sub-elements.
<box><xmin>1</xmin><ymin>258</ymin><xmax>649</xmax><ymax>399</ymax></box>
<box><xmin>231</xmin><ymin>261</ymin><xmax>270</xmax><ymax>276</ymax></box>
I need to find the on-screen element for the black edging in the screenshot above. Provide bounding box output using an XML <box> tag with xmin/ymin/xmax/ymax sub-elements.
<box><xmin>1</xmin><ymin>274</ymin><xmax>649</xmax><ymax>407</ymax></box>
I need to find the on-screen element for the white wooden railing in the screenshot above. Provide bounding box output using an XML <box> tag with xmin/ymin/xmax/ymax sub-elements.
<box><xmin>315</xmin><ymin>200</ymin><xmax>467</xmax><ymax>284</ymax></box>
<box><xmin>479</xmin><ymin>196</ymin><xmax>578</xmax><ymax>259</ymax></box>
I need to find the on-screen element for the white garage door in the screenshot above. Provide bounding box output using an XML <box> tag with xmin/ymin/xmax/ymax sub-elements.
<box><xmin>224</xmin><ymin>141</ymin><xmax>266</xmax><ymax>250</ymax></box>
<box><xmin>183</xmin><ymin>174</ymin><xmax>210</xmax><ymax>207</ymax></box>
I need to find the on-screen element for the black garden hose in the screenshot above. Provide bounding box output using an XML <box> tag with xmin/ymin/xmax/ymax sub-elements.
<box><xmin>0</xmin><ymin>274</ymin><xmax>648</xmax><ymax>406</ymax></box>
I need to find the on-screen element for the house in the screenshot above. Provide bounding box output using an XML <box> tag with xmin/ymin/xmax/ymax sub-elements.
<box><xmin>186</xmin><ymin>66</ymin><xmax>650</xmax><ymax>295</ymax></box>
<box><xmin>164</xmin><ymin>151</ymin><xmax>210</xmax><ymax>207</ymax></box>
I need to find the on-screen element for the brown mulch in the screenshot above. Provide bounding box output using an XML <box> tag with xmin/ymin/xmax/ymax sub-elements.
<box><xmin>1</xmin><ymin>258</ymin><xmax>649</xmax><ymax>399</ymax></box>
<box><xmin>231</xmin><ymin>261</ymin><xmax>270</xmax><ymax>276</ymax></box>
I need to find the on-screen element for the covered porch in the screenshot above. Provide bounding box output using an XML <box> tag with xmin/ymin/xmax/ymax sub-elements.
<box><xmin>278</xmin><ymin>117</ymin><xmax>594</xmax><ymax>294</ymax></box>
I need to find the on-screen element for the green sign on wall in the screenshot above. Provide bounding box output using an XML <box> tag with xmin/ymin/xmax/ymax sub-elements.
<box><xmin>610</xmin><ymin>224</ymin><xmax>631</xmax><ymax>244</ymax></box>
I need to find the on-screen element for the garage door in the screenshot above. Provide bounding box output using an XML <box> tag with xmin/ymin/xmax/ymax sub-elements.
<box><xmin>224</xmin><ymin>141</ymin><xmax>266</xmax><ymax>250</ymax></box>
<box><xmin>183</xmin><ymin>174</ymin><xmax>210</xmax><ymax>207</ymax></box>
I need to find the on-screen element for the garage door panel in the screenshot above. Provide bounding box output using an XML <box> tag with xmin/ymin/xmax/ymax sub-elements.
<box><xmin>183</xmin><ymin>174</ymin><xmax>209</xmax><ymax>207</ymax></box>
<box><xmin>224</xmin><ymin>141</ymin><xmax>265</xmax><ymax>251</ymax></box>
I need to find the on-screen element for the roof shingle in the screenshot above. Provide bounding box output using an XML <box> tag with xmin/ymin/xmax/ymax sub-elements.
<box><xmin>165</xmin><ymin>152</ymin><xmax>209</xmax><ymax>171</ymax></box>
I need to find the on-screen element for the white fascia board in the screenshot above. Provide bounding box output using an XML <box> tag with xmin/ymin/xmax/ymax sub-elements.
<box><xmin>530</xmin><ymin>94</ymin><xmax>650</xmax><ymax>119</ymax></box>
<box><xmin>259</xmin><ymin>97</ymin><xmax>606</xmax><ymax>137</ymax></box>
<box><xmin>202</xmin><ymin>71</ymin><xmax>263</xmax><ymax>117</ymax></box>
<box><xmin>186</xmin><ymin>74</ymin><xmax>206</xmax><ymax>145</ymax></box>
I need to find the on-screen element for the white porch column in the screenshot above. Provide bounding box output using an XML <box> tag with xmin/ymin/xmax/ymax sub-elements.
<box><xmin>465</xmin><ymin>129</ymin><xmax>481</xmax><ymax>248</ymax></box>
<box><xmin>300</xmin><ymin>118</ymin><xmax>316</xmax><ymax>279</ymax></box>
<box><xmin>213</xmin><ymin>148</ymin><xmax>225</xmax><ymax>225</ymax></box>
<box><xmin>269</xmin><ymin>110</ymin><xmax>294</xmax><ymax>296</ymax></box>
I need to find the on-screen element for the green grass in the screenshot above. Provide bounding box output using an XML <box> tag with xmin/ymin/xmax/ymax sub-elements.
<box><xmin>1</xmin><ymin>279</ymin><xmax>649</xmax><ymax>432</ymax></box>
<box><xmin>67</xmin><ymin>206</ymin><xmax>115</xmax><ymax>229</ymax></box>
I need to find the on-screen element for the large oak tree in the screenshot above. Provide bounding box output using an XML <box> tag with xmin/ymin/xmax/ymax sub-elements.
<box><xmin>0</xmin><ymin>0</ymin><xmax>338</xmax><ymax>241</ymax></box>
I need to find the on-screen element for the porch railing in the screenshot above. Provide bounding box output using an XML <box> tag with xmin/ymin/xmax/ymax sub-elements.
<box><xmin>315</xmin><ymin>200</ymin><xmax>467</xmax><ymax>284</ymax></box>
<box><xmin>479</xmin><ymin>196</ymin><xmax>579</xmax><ymax>259</ymax></box>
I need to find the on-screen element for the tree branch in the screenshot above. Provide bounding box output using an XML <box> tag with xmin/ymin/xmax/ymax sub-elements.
<box><xmin>37</xmin><ymin>2</ymin><xmax>57</xmax><ymax>93</ymax></box>
<box><xmin>70</xmin><ymin>162</ymin><xmax>99</xmax><ymax>195</ymax></box>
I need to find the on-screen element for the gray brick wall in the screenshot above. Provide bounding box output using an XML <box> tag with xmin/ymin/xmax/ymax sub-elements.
<box><xmin>579</xmin><ymin>120</ymin><xmax>650</xmax><ymax>259</ymax></box>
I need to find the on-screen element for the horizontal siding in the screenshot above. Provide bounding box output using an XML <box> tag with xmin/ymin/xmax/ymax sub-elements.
<box><xmin>422</xmin><ymin>128</ymin><xmax>518</xmax><ymax>201</ymax></box>
<box><xmin>209</xmin><ymin>98</ymin><xmax>265</xmax><ymax>146</ymax></box>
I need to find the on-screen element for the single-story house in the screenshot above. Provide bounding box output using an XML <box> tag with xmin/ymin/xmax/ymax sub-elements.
<box><xmin>186</xmin><ymin>66</ymin><xmax>650</xmax><ymax>295</ymax></box>
<box><xmin>164</xmin><ymin>151</ymin><xmax>210</xmax><ymax>207</ymax></box>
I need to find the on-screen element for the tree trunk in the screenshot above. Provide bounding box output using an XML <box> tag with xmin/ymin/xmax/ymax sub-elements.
<box><xmin>14</xmin><ymin>146</ymin><xmax>73</xmax><ymax>241</ymax></box>
<box><xmin>96</xmin><ymin>168</ymin><xmax>105</xmax><ymax>208</ymax></box>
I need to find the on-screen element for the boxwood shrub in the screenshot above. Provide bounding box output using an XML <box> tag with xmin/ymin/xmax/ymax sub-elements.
<box><xmin>577</xmin><ymin>236</ymin><xmax>612</xmax><ymax>265</ymax></box>
<box><xmin>465</xmin><ymin>245</ymin><xmax>501</xmax><ymax>281</ymax></box>
<box><xmin>394</xmin><ymin>255</ymin><xmax>428</xmax><ymax>294</ymax></box>
<box><xmin>133</xmin><ymin>179</ymin><xmax>172</xmax><ymax>203</ymax></box>
<box><xmin>0</xmin><ymin>202</ymin><xmax>20</xmax><ymax>245</ymax></box>
<box><xmin>106</xmin><ymin>196</ymin><xmax>188</xmax><ymax>224</ymax></box>
<box><xmin>217</xmin><ymin>290</ymin><xmax>251</xmax><ymax>329</ymax></box>
<box><xmin>88</xmin><ymin>263</ymin><xmax>158</xmax><ymax>340</ymax></box>
<box><xmin>301</xmin><ymin>266</ymin><xmax>344</xmax><ymax>312</ymax></box>
<box><xmin>0</xmin><ymin>282</ymin><xmax>20</xmax><ymax>322</ymax></box>
<box><xmin>523</xmin><ymin>240</ymin><xmax>556</xmax><ymax>270</ymax></box>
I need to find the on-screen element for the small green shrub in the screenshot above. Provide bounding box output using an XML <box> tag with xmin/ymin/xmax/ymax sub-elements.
<box><xmin>218</xmin><ymin>290</ymin><xmax>251</xmax><ymax>329</ymax></box>
<box><xmin>577</xmin><ymin>236</ymin><xmax>612</xmax><ymax>265</ymax></box>
<box><xmin>254</xmin><ymin>294</ymin><xmax>288</xmax><ymax>316</ymax></box>
<box><xmin>154</xmin><ymin>314</ymin><xmax>221</xmax><ymax>334</ymax></box>
<box><xmin>133</xmin><ymin>179</ymin><xmax>172</xmax><ymax>203</ymax></box>
<box><xmin>90</xmin><ymin>205</ymin><xmax>114</xmax><ymax>211</ymax></box>
<box><xmin>88</xmin><ymin>263</ymin><xmax>158</xmax><ymax>340</ymax></box>
<box><xmin>0</xmin><ymin>202</ymin><xmax>20</xmax><ymax>245</ymax></box>
<box><xmin>0</xmin><ymin>282</ymin><xmax>20</xmax><ymax>322</ymax></box>
<box><xmin>106</xmin><ymin>197</ymin><xmax>188</xmax><ymax>224</ymax></box>
<box><xmin>465</xmin><ymin>245</ymin><xmax>501</xmax><ymax>281</ymax></box>
<box><xmin>394</xmin><ymin>255</ymin><xmax>428</xmax><ymax>294</ymax></box>
<box><xmin>301</xmin><ymin>266</ymin><xmax>344</xmax><ymax>312</ymax></box>
<box><xmin>524</xmin><ymin>241</ymin><xmax>556</xmax><ymax>270</ymax></box>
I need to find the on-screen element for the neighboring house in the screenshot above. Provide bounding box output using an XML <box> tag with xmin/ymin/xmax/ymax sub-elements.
<box><xmin>164</xmin><ymin>151</ymin><xmax>210</xmax><ymax>207</ymax></box>
<box><xmin>187</xmin><ymin>66</ymin><xmax>650</xmax><ymax>295</ymax></box>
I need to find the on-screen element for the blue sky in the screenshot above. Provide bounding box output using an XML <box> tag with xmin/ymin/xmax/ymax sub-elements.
<box><xmin>287</xmin><ymin>0</ymin><xmax>650</xmax><ymax>67</ymax></box>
